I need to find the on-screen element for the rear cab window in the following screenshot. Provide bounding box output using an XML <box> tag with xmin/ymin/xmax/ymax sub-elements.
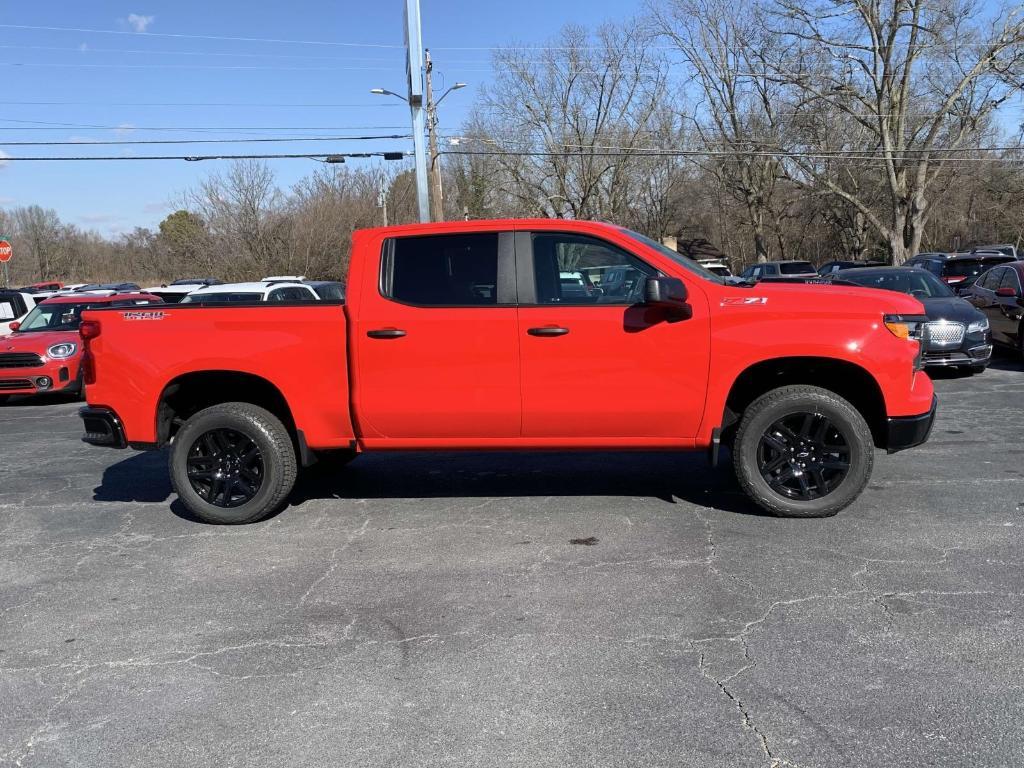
<box><xmin>382</xmin><ymin>232</ymin><xmax>501</xmax><ymax>306</ymax></box>
<box><xmin>780</xmin><ymin>261</ymin><xmax>815</xmax><ymax>275</ymax></box>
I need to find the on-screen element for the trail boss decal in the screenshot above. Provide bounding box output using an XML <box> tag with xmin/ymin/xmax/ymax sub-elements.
<box><xmin>122</xmin><ymin>311</ymin><xmax>167</xmax><ymax>321</ymax></box>
<box><xmin>720</xmin><ymin>296</ymin><xmax>768</xmax><ymax>306</ymax></box>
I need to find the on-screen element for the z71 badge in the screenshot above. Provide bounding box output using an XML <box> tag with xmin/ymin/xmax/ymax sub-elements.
<box><xmin>720</xmin><ymin>296</ymin><xmax>768</xmax><ymax>306</ymax></box>
<box><xmin>122</xmin><ymin>311</ymin><xmax>167</xmax><ymax>320</ymax></box>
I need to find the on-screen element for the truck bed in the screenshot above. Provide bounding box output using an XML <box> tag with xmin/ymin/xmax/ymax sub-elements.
<box><xmin>81</xmin><ymin>303</ymin><xmax>356</xmax><ymax>449</ymax></box>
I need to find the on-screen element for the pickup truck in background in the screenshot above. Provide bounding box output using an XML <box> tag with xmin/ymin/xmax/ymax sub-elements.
<box><xmin>78</xmin><ymin>219</ymin><xmax>936</xmax><ymax>523</ymax></box>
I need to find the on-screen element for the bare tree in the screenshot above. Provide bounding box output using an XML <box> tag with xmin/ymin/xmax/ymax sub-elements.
<box><xmin>650</xmin><ymin>0</ymin><xmax>791</xmax><ymax>261</ymax></box>
<box><xmin>771</xmin><ymin>0</ymin><xmax>1024</xmax><ymax>263</ymax></box>
<box><xmin>469</xmin><ymin>23</ymin><xmax>675</xmax><ymax>227</ymax></box>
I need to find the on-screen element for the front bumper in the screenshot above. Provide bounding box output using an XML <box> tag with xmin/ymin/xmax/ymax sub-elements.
<box><xmin>80</xmin><ymin>406</ymin><xmax>127</xmax><ymax>448</ymax></box>
<box><xmin>0</xmin><ymin>360</ymin><xmax>78</xmax><ymax>396</ymax></box>
<box><xmin>923</xmin><ymin>343</ymin><xmax>992</xmax><ymax>368</ymax></box>
<box><xmin>886</xmin><ymin>395</ymin><xmax>937</xmax><ymax>453</ymax></box>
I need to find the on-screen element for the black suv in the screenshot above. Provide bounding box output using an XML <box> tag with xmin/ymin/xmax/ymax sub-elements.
<box><xmin>905</xmin><ymin>253</ymin><xmax>1015</xmax><ymax>289</ymax></box>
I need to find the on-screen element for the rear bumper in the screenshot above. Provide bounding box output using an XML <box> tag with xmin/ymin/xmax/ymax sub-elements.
<box><xmin>80</xmin><ymin>406</ymin><xmax>127</xmax><ymax>448</ymax></box>
<box><xmin>886</xmin><ymin>395</ymin><xmax>937</xmax><ymax>453</ymax></box>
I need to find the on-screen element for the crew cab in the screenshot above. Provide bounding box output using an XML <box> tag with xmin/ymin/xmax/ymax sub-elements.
<box><xmin>78</xmin><ymin>220</ymin><xmax>936</xmax><ymax>523</ymax></box>
<box><xmin>0</xmin><ymin>292</ymin><xmax>162</xmax><ymax>403</ymax></box>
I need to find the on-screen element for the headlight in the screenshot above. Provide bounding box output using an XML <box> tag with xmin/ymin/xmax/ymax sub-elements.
<box><xmin>883</xmin><ymin>314</ymin><xmax>929</xmax><ymax>341</ymax></box>
<box><xmin>47</xmin><ymin>342</ymin><xmax>77</xmax><ymax>359</ymax></box>
<box><xmin>967</xmin><ymin>317</ymin><xmax>989</xmax><ymax>334</ymax></box>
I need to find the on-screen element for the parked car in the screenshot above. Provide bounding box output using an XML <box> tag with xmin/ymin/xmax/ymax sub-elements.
<box><xmin>79</xmin><ymin>219</ymin><xmax>936</xmax><ymax>523</ymax></box>
<box><xmin>824</xmin><ymin>267</ymin><xmax>991</xmax><ymax>372</ymax></box>
<box><xmin>69</xmin><ymin>282</ymin><xmax>142</xmax><ymax>294</ymax></box>
<box><xmin>960</xmin><ymin>261</ymin><xmax>1024</xmax><ymax>357</ymax></box>
<box><xmin>0</xmin><ymin>292</ymin><xmax>162</xmax><ymax>403</ymax></box>
<box><xmin>972</xmin><ymin>244</ymin><xmax>1020</xmax><ymax>260</ymax></box>
<box><xmin>906</xmin><ymin>252</ymin><xmax>1016</xmax><ymax>287</ymax></box>
<box><xmin>739</xmin><ymin>260</ymin><xmax>818</xmax><ymax>280</ymax></box>
<box><xmin>304</xmin><ymin>280</ymin><xmax>346</xmax><ymax>301</ymax></box>
<box><xmin>20</xmin><ymin>281</ymin><xmax>64</xmax><ymax>292</ymax></box>
<box><xmin>697</xmin><ymin>260</ymin><xmax>733</xmax><ymax>277</ymax></box>
<box><xmin>180</xmin><ymin>281</ymin><xmax>320</xmax><ymax>303</ymax></box>
<box><xmin>817</xmin><ymin>259</ymin><xmax>887</xmax><ymax>275</ymax></box>
<box><xmin>142</xmin><ymin>278</ymin><xmax>225</xmax><ymax>304</ymax></box>
<box><xmin>0</xmin><ymin>290</ymin><xmax>40</xmax><ymax>337</ymax></box>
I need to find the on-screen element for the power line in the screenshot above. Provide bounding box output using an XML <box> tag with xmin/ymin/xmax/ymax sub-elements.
<box><xmin>0</xmin><ymin>101</ymin><xmax>405</xmax><ymax>108</ymax></box>
<box><xmin>0</xmin><ymin>151</ymin><xmax>407</xmax><ymax>162</ymax></box>
<box><xmin>0</xmin><ymin>118</ymin><xmax>411</xmax><ymax>132</ymax></box>
<box><xmin>0</xmin><ymin>133</ymin><xmax>411</xmax><ymax>146</ymax></box>
<box><xmin>0</xmin><ymin>44</ymin><xmax>404</xmax><ymax>62</ymax></box>
<box><xmin>0</xmin><ymin>61</ymin><xmax>405</xmax><ymax>71</ymax></box>
<box><xmin>0</xmin><ymin>23</ymin><xmax>404</xmax><ymax>49</ymax></box>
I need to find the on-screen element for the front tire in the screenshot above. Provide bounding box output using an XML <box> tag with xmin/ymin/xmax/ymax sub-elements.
<box><xmin>733</xmin><ymin>385</ymin><xmax>874</xmax><ymax>518</ymax></box>
<box><xmin>169</xmin><ymin>402</ymin><xmax>297</xmax><ymax>524</ymax></box>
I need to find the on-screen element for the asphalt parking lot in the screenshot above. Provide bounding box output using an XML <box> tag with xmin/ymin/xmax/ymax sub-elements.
<box><xmin>1</xmin><ymin>358</ymin><xmax>1023</xmax><ymax>768</ymax></box>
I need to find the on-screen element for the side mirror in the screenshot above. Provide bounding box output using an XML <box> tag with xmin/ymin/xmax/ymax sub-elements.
<box><xmin>644</xmin><ymin>276</ymin><xmax>689</xmax><ymax>306</ymax></box>
<box><xmin>7</xmin><ymin>321</ymin><xmax>20</xmax><ymax>332</ymax></box>
<box><xmin>995</xmin><ymin>287</ymin><xmax>1019</xmax><ymax>298</ymax></box>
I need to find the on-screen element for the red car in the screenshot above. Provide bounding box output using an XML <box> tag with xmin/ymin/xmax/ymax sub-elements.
<box><xmin>0</xmin><ymin>292</ymin><xmax>162</xmax><ymax>403</ymax></box>
<box><xmin>79</xmin><ymin>220</ymin><xmax>936</xmax><ymax>522</ymax></box>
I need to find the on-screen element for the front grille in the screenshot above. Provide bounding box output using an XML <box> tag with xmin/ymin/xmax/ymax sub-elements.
<box><xmin>925</xmin><ymin>321</ymin><xmax>965</xmax><ymax>347</ymax></box>
<box><xmin>0</xmin><ymin>378</ymin><xmax>33</xmax><ymax>390</ymax></box>
<box><xmin>0</xmin><ymin>352</ymin><xmax>43</xmax><ymax>368</ymax></box>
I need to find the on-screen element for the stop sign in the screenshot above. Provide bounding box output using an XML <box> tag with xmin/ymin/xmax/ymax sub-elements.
<box><xmin>0</xmin><ymin>240</ymin><xmax>11</xmax><ymax>263</ymax></box>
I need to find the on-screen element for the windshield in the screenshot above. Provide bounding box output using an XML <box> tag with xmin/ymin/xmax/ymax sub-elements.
<box><xmin>181</xmin><ymin>292</ymin><xmax>263</xmax><ymax>303</ymax></box>
<box><xmin>841</xmin><ymin>270</ymin><xmax>954</xmax><ymax>298</ymax></box>
<box><xmin>18</xmin><ymin>302</ymin><xmax>97</xmax><ymax>332</ymax></box>
<box><xmin>944</xmin><ymin>258</ymin><xmax>1011</xmax><ymax>277</ymax></box>
<box><xmin>780</xmin><ymin>261</ymin><xmax>816</xmax><ymax>275</ymax></box>
<box><xmin>618</xmin><ymin>228</ymin><xmax>726</xmax><ymax>283</ymax></box>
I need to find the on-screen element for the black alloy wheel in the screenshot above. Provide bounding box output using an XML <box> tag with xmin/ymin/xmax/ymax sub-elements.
<box><xmin>186</xmin><ymin>428</ymin><xmax>264</xmax><ymax>508</ymax></box>
<box><xmin>756</xmin><ymin>411</ymin><xmax>851</xmax><ymax>501</ymax></box>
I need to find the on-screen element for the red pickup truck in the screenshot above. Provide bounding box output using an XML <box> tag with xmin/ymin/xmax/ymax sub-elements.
<box><xmin>78</xmin><ymin>220</ymin><xmax>935</xmax><ymax>523</ymax></box>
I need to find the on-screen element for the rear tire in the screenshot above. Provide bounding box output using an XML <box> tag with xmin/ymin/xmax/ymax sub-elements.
<box><xmin>169</xmin><ymin>402</ymin><xmax>297</xmax><ymax>524</ymax></box>
<box><xmin>733</xmin><ymin>385</ymin><xmax>874</xmax><ymax>518</ymax></box>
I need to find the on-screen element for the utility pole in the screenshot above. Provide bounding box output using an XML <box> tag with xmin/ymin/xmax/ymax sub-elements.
<box><xmin>424</xmin><ymin>49</ymin><xmax>444</xmax><ymax>222</ymax></box>
<box><xmin>403</xmin><ymin>0</ymin><xmax>430</xmax><ymax>223</ymax></box>
<box><xmin>377</xmin><ymin>173</ymin><xmax>389</xmax><ymax>226</ymax></box>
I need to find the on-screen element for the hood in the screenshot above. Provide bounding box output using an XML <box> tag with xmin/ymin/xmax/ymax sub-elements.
<box><xmin>739</xmin><ymin>280</ymin><xmax>926</xmax><ymax>317</ymax></box>
<box><xmin>0</xmin><ymin>329</ymin><xmax>79</xmax><ymax>356</ymax></box>
<box><xmin>921</xmin><ymin>296</ymin><xmax>984</xmax><ymax>325</ymax></box>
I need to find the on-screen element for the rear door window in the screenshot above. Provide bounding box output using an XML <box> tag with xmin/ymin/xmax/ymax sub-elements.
<box><xmin>383</xmin><ymin>233</ymin><xmax>500</xmax><ymax>306</ymax></box>
<box><xmin>999</xmin><ymin>269</ymin><xmax>1022</xmax><ymax>294</ymax></box>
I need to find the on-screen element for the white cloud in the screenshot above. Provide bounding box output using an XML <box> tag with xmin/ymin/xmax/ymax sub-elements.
<box><xmin>0</xmin><ymin>196</ymin><xmax>14</xmax><ymax>206</ymax></box>
<box><xmin>143</xmin><ymin>200</ymin><xmax>172</xmax><ymax>214</ymax></box>
<box><xmin>0</xmin><ymin>150</ymin><xmax>9</xmax><ymax>169</ymax></box>
<box><xmin>114</xmin><ymin>123</ymin><xmax>136</xmax><ymax>135</ymax></box>
<box><xmin>126</xmin><ymin>14</ymin><xmax>155</xmax><ymax>33</ymax></box>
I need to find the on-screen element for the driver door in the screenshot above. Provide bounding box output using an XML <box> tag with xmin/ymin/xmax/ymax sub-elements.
<box><xmin>516</xmin><ymin>230</ymin><xmax>710</xmax><ymax>441</ymax></box>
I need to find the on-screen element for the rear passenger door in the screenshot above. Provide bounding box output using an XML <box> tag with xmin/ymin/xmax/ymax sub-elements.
<box><xmin>352</xmin><ymin>231</ymin><xmax>521</xmax><ymax>440</ymax></box>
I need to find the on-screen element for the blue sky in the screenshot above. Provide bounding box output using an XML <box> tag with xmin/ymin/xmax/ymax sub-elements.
<box><xmin>0</xmin><ymin>0</ymin><xmax>644</xmax><ymax>235</ymax></box>
<box><xmin>0</xmin><ymin>1</ymin><xmax>1020</xmax><ymax>237</ymax></box>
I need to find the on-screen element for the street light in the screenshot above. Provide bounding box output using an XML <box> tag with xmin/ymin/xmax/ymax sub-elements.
<box><xmin>370</xmin><ymin>88</ymin><xmax>407</xmax><ymax>102</ymax></box>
